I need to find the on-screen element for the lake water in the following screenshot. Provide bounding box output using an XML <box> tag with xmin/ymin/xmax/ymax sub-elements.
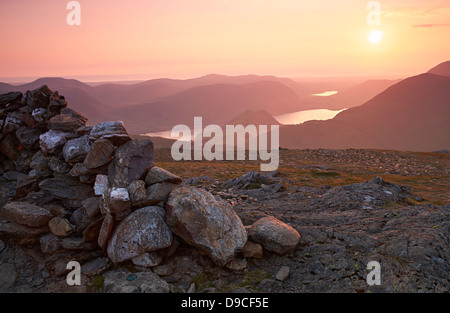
<box><xmin>274</xmin><ymin>108</ymin><xmax>347</xmax><ymax>125</ymax></box>
<box><xmin>144</xmin><ymin>108</ymin><xmax>347</xmax><ymax>139</ymax></box>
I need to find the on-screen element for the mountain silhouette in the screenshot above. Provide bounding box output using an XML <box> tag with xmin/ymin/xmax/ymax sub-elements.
<box><xmin>427</xmin><ymin>60</ymin><xmax>450</xmax><ymax>77</ymax></box>
<box><xmin>279</xmin><ymin>73</ymin><xmax>450</xmax><ymax>151</ymax></box>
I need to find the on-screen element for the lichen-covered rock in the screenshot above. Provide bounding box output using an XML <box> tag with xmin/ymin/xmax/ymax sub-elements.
<box><xmin>39</xmin><ymin>130</ymin><xmax>73</xmax><ymax>154</ymax></box>
<box><xmin>166</xmin><ymin>187</ymin><xmax>247</xmax><ymax>266</ymax></box>
<box><xmin>108</xmin><ymin>139</ymin><xmax>154</xmax><ymax>188</ymax></box>
<box><xmin>89</xmin><ymin>121</ymin><xmax>130</xmax><ymax>146</ymax></box>
<box><xmin>62</xmin><ymin>135</ymin><xmax>92</xmax><ymax>163</ymax></box>
<box><xmin>249</xmin><ymin>216</ymin><xmax>300</xmax><ymax>254</ymax></box>
<box><xmin>107</xmin><ymin>206</ymin><xmax>173</xmax><ymax>263</ymax></box>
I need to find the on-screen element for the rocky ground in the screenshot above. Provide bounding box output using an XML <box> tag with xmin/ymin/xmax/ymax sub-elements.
<box><xmin>0</xmin><ymin>86</ymin><xmax>449</xmax><ymax>293</ymax></box>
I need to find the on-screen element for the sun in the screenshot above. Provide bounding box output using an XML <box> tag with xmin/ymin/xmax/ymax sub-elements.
<box><xmin>368</xmin><ymin>30</ymin><xmax>383</xmax><ymax>44</ymax></box>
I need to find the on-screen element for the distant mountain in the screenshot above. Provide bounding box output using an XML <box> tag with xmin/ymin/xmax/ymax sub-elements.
<box><xmin>109</xmin><ymin>81</ymin><xmax>308</xmax><ymax>134</ymax></box>
<box><xmin>427</xmin><ymin>60</ymin><xmax>450</xmax><ymax>77</ymax></box>
<box><xmin>308</xmin><ymin>79</ymin><xmax>401</xmax><ymax>110</ymax></box>
<box><xmin>226</xmin><ymin>110</ymin><xmax>280</xmax><ymax>126</ymax></box>
<box><xmin>280</xmin><ymin>73</ymin><xmax>450</xmax><ymax>151</ymax></box>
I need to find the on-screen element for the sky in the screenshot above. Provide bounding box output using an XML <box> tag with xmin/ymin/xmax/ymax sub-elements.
<box><xmin>0</xmin><ymin>0</ymin><xmax>449</xmax><ymax>82</ymax></box>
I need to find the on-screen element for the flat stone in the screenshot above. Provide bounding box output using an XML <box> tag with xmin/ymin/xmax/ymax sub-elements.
<box><xmin>82</xmin><ymin>197</ymin><xmax>101</xmax><ymax>218</ymax></box>
<box><xmin>39</xmin><ymin>175</ymin><xmax>94</xmax><ymax>200</ymax></box>
<box><xmin>144</xmin><ymin>182</ymin><xmax>180</xmax><ymax>206</ymax></box>
<box><xmin>275</xmin><ymin>266</ymin><xmax>290</xmax><ymax>281</ymax></box>
<box><xmin>83</xmin><ymin>138</ymin><xmax>115</xmax><ymax>169</ymax></box>
<box><xmin>145</xmin><ymin>166</ymin><xmax>182</xmax><ymax>186</ymax></box>
<box><xmin>47</xmin><ymin>113</ymin><xmax>86</xmax><ymax>132</ymax></box>
<box><xmin>103</xmin><ymin>269</ymin><xmax>169</xmax><ymax>293</ymax></box>
<box><xmin>89</xmin><ymin>121</ymin><xmax>130</xmax><ymax>146</ymax></box>
<box><xmin>40</xmin><ymin>234</ymin><xmax>62</xmax><ymax>254</ymax></box>
<box><xmin>1</xmin><ymin>202</ymin><xmax>53</xmax><ymax>227</ymax></box>
<box><xmin>97</xmin><ymin>213</ymin><xmax>115</xmax><ymax>250</ymax></box>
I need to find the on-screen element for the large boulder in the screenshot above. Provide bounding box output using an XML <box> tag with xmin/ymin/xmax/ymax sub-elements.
<box><xmin>107</xmin><ymin>207</ymin><xmax>173</xmax><ymax>263</ymax></box>
<box><xmin>166</xmin><ymin>187</ymin><xmax>247</xmax><ymax>266</ymax></box>
<box><xmin>108</xmin><ymin>139</ymin><xmax>154</xmax><ymax>188</ymax></box>
<box><xmin>248</xmin><ymin>216</ymin><xmax>300</xmax><ymax>254</ymax></box>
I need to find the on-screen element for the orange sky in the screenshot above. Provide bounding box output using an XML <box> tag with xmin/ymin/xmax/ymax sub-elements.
<box><xmin>0</xmin><ymin>0</ymin><xmax>449</xmax><ymax>82</ymax></box>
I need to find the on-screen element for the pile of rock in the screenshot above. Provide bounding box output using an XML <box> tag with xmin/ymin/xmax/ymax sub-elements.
<box><xmin>0</xmin><ymin>86</ymin><xmax>301</xmax><ymax>286</ymax></box>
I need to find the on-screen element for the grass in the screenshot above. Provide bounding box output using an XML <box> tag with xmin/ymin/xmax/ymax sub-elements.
<box><xmin>153</xmin><ymin>148</ymin><xmax>449</xmax><ymax>205</ymax></box>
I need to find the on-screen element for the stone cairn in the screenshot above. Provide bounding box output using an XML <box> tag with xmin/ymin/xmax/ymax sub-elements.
<box><xmin>0</xmin><ymin>86</ymin><xmax>300</xmax><ymax>283</ymax></box>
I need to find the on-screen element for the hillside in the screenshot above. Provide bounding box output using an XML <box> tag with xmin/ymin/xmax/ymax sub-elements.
<box><xmin>280</xmin><ymin>73</ymin><xmax>450</xmax><ymax>151</ymax></box>
<box><xmin>427</xmin><ymin>60</ymin><xmax>450</xmax><ymax>77</ymax></box>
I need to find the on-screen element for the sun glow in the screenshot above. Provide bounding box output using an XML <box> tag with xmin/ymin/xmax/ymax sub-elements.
<box><xmin>368</xmin><ymin>30</ymin><xmax>383</xmax><ymax>44</ymax></box>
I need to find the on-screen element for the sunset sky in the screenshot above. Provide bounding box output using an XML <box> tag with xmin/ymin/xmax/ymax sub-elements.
<box><xmin>1</xmin><ymin>0</ymin><xmax>449</xmax><ymax>82</ymax></box>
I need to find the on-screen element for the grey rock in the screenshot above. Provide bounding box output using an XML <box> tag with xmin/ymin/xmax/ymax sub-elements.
<box><xmin>47</xmin><ymin>156</ymin><xmax>71</xmax><ymax>174</ymax></box>
<box><xmin>40</xmin><ymin>234</ymin><xmax>62</xmax><ymax>254</ymax></box>
<box><xmin>166</xmin><ymin>187</ymin><xmax>247</xmax><ymax>266</ymax></box>
<box><xmin>89</xmin><ymin>121</ymin><xmax>130</xmax><ymax>146</ymax></box>
<box><xmin>107</xmin><ymin>206</ymin><xmax>173</xmax><ymax>263</ymax></box>
<box><xmin>275</xmin><ymin>266</ymin><xmax>290</xmax><ymax>281</ymax></box>
<box><xmin>108</xmin><ymin>139</ymin><xmax>154</xmax><ymax>188</ymax></box>
<box><xmin>0</xmin><ymin>263</ymin><xmax>17</xmax><ymax>292</ymax></box>
<box><xmin>249</xmin><ymin>216</ymin><xmax>300</xmax><ymax>255</ymax></box>
<box><xmin>15</xmin><ymin>126</ymin><xmax>41</xmax><ymax>150</ymax></box>
<box><xmin>39</xmin><ymin>130</ymin><xmax>73</xmax><ymax>154</ymax></box>
<box><xmin>81</xmin><ymin>257</ymin><xmax>110</xmax><ymax>277</ymax></box>
<box><xmin>94</xmin><ymin>174</ymin><xmax>109</xmax><ymax>197</ymax></box>
<box><xmin>62</xmin><ymin>135</ymin><xmax>92</xmax><ymax>163</ymax></box>
<box><xmin>82</xmin><ymin>197</ymin><xmax>101</xmax><ymax>218</ymax></box>
<box><xmin>39</xmin><ymin>175</ymin><xmax>93</xmax><ymax>200</ymax></box>
<box><xmin>145</xmin><ymin>166</ymin><xmax>182</xmax><ymax>185</ymax></box>
<box><xmin>47</xmin><ymin>113</ymin><xmax>86</xmax><ymax>132</ymax></box>
<box><xmin>106</xmin><ymin>187</ymin><xmax>132</xmax><ymax>219</ymax></box>
<box><xmin>97</xmin><ymin>213</ymin><xmax>114</xmax><ymax>250</ymax></box>
<box><xmin>0</xmin><ymin>91</ymin><xmax>22</xmax><ymax>106</ymax></box>
<box><xmin>127</xmin><ymin>180</ymin><xmax>147</xmax><ymax>206</ymax></box>
<box><xmin>0</xmin><ymin>219</ymin><xmax>48</xmax><ymax>238</ymax></box>
<box><xmin>145</xmin><ymin>182</ymin><xmax>180</xmax><ymax>206</ymax></box>
<box><xmin>131</xmin><ymin>252</ymin><xmax>163</xmax><ymax>268</ymax></box>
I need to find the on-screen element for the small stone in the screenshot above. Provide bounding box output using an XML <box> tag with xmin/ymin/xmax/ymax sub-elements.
<box><xmin>81</xmin><ymin>257</ymin><xmax>110</xmax><ymax>277</ymax></box>
<box><xmin>40</xmin><ymin>234</ymin><xmax>61</xmax><ymax>254</ymax></box>
<box><xmin>97</xmin><ymin>213</ymin><xmax>115</xmax><ymax>249</ymax></box>
<box><xmin>107</xmin><ymin>188</ymin><xmax>132</xmax><ymax>219</ymax></box>
<box><xmin>103</xmin><ymin>269</ymin><xmax>169</xmax><ymax>293</ymax></box>
<box><xmin>89</xmin><ymin>121</ymin><xmax>130</xmax><ymax>146</ymax></box>
<box><xmin>241</xmin><ymin>240</ymin><xmax>263</xmax><ymax>258</ymax></box>
<box><xmin>153</xmin><ymin>264</ymin><xmax>175</xmax><ymax>277</ymax></box>
<box><xmin>145</xmin><ymin>182</ymin><xmax>180</xmax><ymax>206</ymax></box>
<box><xmin>94</xmin><ymin>174</ymin><xmax>109</xmax><ymax>196</ymax></box>
<box><xmin>275</xmin><ymin>266</ymin><xmax>290</xmax><ymax>281</ymax></box>
<box><xmin>48</xmin><ymin>217</ymin><xmax>75</xmax><ymax>237</ymax></box>
<box><xmin>61</xmin><ymin>237</ymin><xmax>97</xmax><ymax>250</ymax></box>
<box><xmin>82</xmin><ymin>197</ymin><xmax>101</xmax><ymax>218</ymax></box>
<box><xmin>82</xmin><ymin>218</ymin><xmax>103</xmax><ymax>242</ymax></box>
<box><xmin>127</xmin><ymin>180</ymin><xmax>147</xmax><ymax>206</ymax></box>
<box><xmin>225</xmin><ymin>258</ymin><xmax>248</xmax><ymax>271</ymax></box>
<box><xmin>131</xmin><ymin>252</ymin><xmax>163</xmax><ymax>268</ymax></box>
